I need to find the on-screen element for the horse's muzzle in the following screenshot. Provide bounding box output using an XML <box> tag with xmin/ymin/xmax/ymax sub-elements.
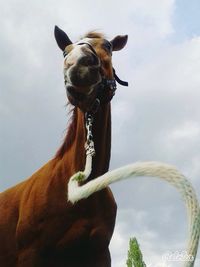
<box><xmin>67</xmin><ymin>65</ymin><xmax>101</xmax><ymax>88</ymax></box>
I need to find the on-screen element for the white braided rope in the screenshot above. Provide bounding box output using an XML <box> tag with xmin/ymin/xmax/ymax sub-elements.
<box><xmin>81</xmin><ymin>153</ymin><xmax>93</xmax><ymax>179</ymax></box>
<box><xmin>68</xmin><ymin>161</ymin><xmax>200</xmax><ymax>267</ymax></box>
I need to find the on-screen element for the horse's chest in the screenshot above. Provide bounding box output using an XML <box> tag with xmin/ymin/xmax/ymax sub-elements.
<box><xmin>17</xmin><ymin>188</ymin><xmax>116</xmax><ymax>258</ymax></box>
<box><xmin>55</xmin><ymin>190</ymin><xmax>117</xmax><ymax>253</ymax></box>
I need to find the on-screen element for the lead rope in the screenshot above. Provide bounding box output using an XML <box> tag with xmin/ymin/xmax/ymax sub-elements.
<box><xmin>68</xmin><ymin>123</ymin><xmax>200</xmax><ymax>267</ymax></box>
<box><xmin>74</xmin><ymin>113</ymin><xmax>95</xmax><ymax>182</ymax></box>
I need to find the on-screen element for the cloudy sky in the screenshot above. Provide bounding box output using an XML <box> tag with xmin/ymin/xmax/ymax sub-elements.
<box><xmin>0</xmin><ymin>0</ymin><xmax>200</xmax><ymax>266</ymax></box>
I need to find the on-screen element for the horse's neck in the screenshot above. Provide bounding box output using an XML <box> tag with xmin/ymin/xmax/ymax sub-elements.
<box><xmin>56</xmin><ymin>104</ymin><xmax>111</xmax><ymax>180</ymax></box>
<box><xmin>90</xmin><ymin>104</ymin><xmax>111</xmax><ymax>179</ymax></box>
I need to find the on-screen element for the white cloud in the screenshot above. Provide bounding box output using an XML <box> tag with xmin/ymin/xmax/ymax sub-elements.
<box><xmin>168</xmin><ymin>121</ymin><xmax>200</xmax><ymax>140</ymax></box>
<box><xmin>112</xmin><ymin>35</ymin><xmax>200</xmax><ymax>164</ymax></box>
<box><xmin>131</xmin><ymin>0</ymin><xmax>175</xmax><ymax>36</ymax></box>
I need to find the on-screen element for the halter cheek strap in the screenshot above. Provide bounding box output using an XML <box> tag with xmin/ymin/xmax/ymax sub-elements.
<box><xmin>113</xmin><ymin>68</ymin><xmax>128</xmax><ymax>87</ymax></box>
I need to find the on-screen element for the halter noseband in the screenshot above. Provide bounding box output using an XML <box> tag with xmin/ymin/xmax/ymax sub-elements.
<box><xmin>63</xmin><ymin>41</ymin><xmax>128</xmax><ymax>113</ymax></box>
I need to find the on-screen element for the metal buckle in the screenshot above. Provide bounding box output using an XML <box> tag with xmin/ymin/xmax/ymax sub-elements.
<box><xmin>106</xmin><ymin>79</ymin><xmax>117</xmax><ymax>92</ymax></box>
<box><xmin>85</xmin><ymin>113</ymin><xmax>95</xmax><ymax>157</ymax></box>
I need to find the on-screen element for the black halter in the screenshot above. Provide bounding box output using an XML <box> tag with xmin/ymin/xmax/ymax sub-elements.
<box><xmin>63</xmin><ymin>41</ymin><xmax>128</xmax><ymax>113</ymax></box>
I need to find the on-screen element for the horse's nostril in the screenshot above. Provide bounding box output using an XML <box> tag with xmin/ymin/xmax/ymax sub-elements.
<box><xmin>91</xmin><ymin>54</ymin><xmax>99</xmax><ymax>65</ymax></box>
<box><xmin>79</xmin><ymin>54</ymin><xmax>99</xmax><ymax>66</ymax></box>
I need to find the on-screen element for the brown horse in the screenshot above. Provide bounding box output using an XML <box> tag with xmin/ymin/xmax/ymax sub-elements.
<box><xmin>0</xmin><ymin>26</ymin><xmax>128</xmax><ymax>267</ymax></box>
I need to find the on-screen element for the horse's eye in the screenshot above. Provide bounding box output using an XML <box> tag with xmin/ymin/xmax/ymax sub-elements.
<box><xmin>103</xmin><ymin>41</ymin><xmax>112</xmax><ymax>53</ymax></box>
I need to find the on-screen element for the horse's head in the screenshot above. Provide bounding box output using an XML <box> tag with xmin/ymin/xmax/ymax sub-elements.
<box><xmin>54</xmin><ymin>26</ymin><xmax>128</xmax><ymax>112</ymax></box>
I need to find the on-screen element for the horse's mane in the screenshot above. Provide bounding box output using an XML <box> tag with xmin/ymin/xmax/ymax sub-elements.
<box><xmin>55</xmin><ymin>106</ymin><xmax>77</xmax><ymax>159</ymax></box>
<box><xmin>83</xmin><ymin>31</ymin><xmax>105</xmax><ymax>39</ymax></box>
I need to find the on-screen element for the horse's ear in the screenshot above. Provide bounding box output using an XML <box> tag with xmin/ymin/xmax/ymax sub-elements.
<box><xmin>110</xmin><ymin>35</ymin><xmax>128</xmax><ymax>51</ymax></box>
<box><xmin>54</xmin><ymin>26</ymin><xmax>72</xmax><ymax>51</ymax></box>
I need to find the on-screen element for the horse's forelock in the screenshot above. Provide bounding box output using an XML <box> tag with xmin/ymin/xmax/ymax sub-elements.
<box><xmin>82</xmin><ymin>31</ymin><xmax>105</xmax><ymax>40</ymax></box>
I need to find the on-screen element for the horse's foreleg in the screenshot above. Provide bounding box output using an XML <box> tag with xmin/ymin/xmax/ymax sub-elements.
<box><xmin>91</xmin><ymin>249</ymin><xmax>111</xmax><ymax>267</ymax></box>
<box><xmin>17</xmin><ymin>248</ymin><xmax>41</xmax><ymax>267</ymax></box>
